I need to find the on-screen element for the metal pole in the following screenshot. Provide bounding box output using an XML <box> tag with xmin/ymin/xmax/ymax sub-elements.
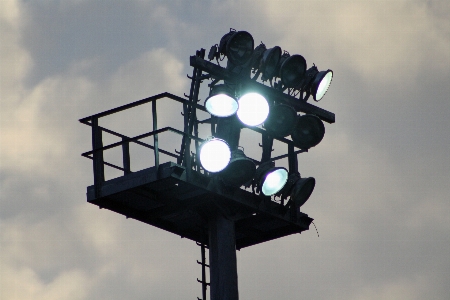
<box><xmin>201</xmin><ymin>244</ymin><xmax>208</xmax><ymax>300</ymax></box>
<box><xmin>152</xmin><ymin>100</ymin><xmax>159</xmax><ymax>171</ymax></box>
<box><xmin>208</xmin><ymin>211</ymin><xmax>239</xmax><ymax>300</ymax></box>
<box><xmin>91</xmin><ymin>117</ymin><xmax>104</xmax><ymax>198</ymax></box>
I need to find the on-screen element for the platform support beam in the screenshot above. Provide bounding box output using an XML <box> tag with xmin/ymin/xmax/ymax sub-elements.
<box><xmin>208</xmin><ymin>212</ymin><xmax>239</xmax><ymax>300</ymax></box>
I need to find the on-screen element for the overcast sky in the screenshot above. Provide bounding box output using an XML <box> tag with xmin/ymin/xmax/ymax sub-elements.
<box><xmin>1</xmin><ymin>0</ymin><xmax>449</xmax><ymax>299</ymax></box>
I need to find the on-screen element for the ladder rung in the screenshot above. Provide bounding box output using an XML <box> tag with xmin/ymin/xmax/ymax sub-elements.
<box><xmin>197</xmin><ymin>278</ymin><xmax>210</xmax><ymax>286</ymax></box>
<box><xmin>196</xmin><ymin>260</ymin><xmax>210</xmax><ymax>267</ymax></box>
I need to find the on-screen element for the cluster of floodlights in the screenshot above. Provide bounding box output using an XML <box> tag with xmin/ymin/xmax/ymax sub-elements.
<box><xmin>198</xmin><ymin>29</ymin><xmax>333</xmax><ymax>205</ymax></box>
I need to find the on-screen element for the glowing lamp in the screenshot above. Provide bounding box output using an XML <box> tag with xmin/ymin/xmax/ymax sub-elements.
<box><xmin>256</xmin><ymin>163</ymin><xmax>289</xmax><ymax>196</ymax></box>
<box><xmin>311</xmin><ymin>70</ymin><xmax>333</xmax><ymax>101</ymax></box>
<box><xmin>204</xmin><ymin>85</ymin><xmax>238</xmax><ymax>117</ymax></box>
<box><xmin>199</xmin><ymin>138</ymin><xmax>231</xmax><ymax>173</ymax></box>
<box><xmin>237</xmin><ymin>93</ymin><xmax>269</xmax><ymax>126</ymax></box>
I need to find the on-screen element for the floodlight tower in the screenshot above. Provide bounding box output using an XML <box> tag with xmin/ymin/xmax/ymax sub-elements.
<box><xmin>80</xmin><ymin>29</ymin><xmax>335</xmax><ymax>300</ymax></box>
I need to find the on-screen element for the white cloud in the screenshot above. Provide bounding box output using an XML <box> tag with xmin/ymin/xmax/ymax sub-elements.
<box><xmin>258</xmin><ymin>0</ymin><xmax>450</xmax><ymax>83</ymax></box>
<box><xmin>350</xmin><ymin>275</ymin><xmax>431</xmax><ymax>300</ymax></box>
<box><xmin>0</xmin><ymin>266</ymin><xmax>90</xmax><ymax>300</ymax></box>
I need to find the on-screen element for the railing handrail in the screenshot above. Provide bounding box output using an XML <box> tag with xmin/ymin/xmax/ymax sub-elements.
<box><xmin>79</xmin><ymin>92</ymin><xmax>207</xmax><ymax>124</ymax></box>
<box><xmin>81</xmin><ymin>126</ymin><xmax>205</xmax><ymax>157</ymax></box>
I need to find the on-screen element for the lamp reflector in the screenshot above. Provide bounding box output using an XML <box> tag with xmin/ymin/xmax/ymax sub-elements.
<box><xmin>290</xmin><ymin>177</ymin><xmax>315</xmax><ymax>208</ymax></box>
<box><xmin>220</xmin><ymin>31</ymin><xmax>254</xmax><ymax>65</ymax></box>
<box><xmin>261</xmin><ymin>167</ymin><xmax>289</xmax><ymax>196</ymax></box>
<box><xmin>312</xmin><ymin>70</ymin><xmax>333</xmax><ymax>101</ymax></box>
<box><xmin>204</xmin><ymin>85</ymin><xmax>238</xmax><ymax>117</ymax></box>
<box><xmin>199</xmin><ymin>138</ymin><xmax>231</xmax><ymax>173</ymax></box>
<box><xmin>291</xmin><ymin>114</ymin><xmax>325</xmax><ymax>149</ymax></box>
<box><xmin>260</xmin><ymin>46</ymin><xmax>282</xmax><ymax>81</ymax></box>
<box><xmin>264</xmin><ymin>104</ymin><xmax>297</xmax><ymax>137</ymax></box>
<box><xmin>237</xmin><ymin>93</ymin><xmax>269</xmax><ymax>126</ymax></box>
<box><xmin>279</xmin><ymin>54</ymin><xmax>307</xmax><ymax>88</ymax></box>
<box><xmin>220</xmin><ymin>149</ymin><xmax>256</xmax><ymax>187</ymax></box>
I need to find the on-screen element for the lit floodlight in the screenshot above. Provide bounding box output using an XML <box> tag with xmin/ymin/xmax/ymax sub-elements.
<box><xmin>260</xmin><ymin>46</ymin><xmax>282</xmax><ymax>81</ymax></box>
<box><xmin>220</xmin><ymin>149</ymin><xmax>256</xmax><ymax>187</ymax></box>
<box><xmin>204</xmin><ymin>85</ymin><xmax>238</xmax><ymax>117</ymax></box>
<box><xmin>260</xmin><ymin>167</ymin><xmax>289</xmax><ymax>196</ymax></box>
<box><xmin>290</xmin><ymin>177</ymin><xmax>315</xmax><ymax>209</ymax></box>
<box><xmin>311</xmin><ymin>70</ymin><xmax>333</xmax><ymax>101</ymax></box>
<box><xmin>264</xmin><ymin>104</ymin><xmax>297</xmax><ymax>137</ymax></box>
<box><xmin>199</xmin><ymin>138</ymin><xmax>231</xmax><ymax>173</ymax></box>
<box><xmin>219</xmin><ymin>30</ymin><xmax>254</xmax><ymax>65</ymax></box>
<box><xmin>255</xmin><ymin>163</ymin><xmax>288</xmax><ymax>196</ymax></box>
<box><xmin>279</xmin><ymin>54</ymin><xmax>307</xmax><ymax>88</ymax></box>
<box><xmin>291</xmin><ymin>114</ymin><xmax>325</xmax><ymax>149</ymax></box>
<box><xmin>237</xmin><ymin>93</ymin><xmax>269</xmax><ymax>126</ymax></box>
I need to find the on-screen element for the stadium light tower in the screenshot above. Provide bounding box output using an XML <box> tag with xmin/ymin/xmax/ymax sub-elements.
<box><xmin>80</xmin><ymin>28</ymin><xmax>335</xmax><ymax>300</ymax></box>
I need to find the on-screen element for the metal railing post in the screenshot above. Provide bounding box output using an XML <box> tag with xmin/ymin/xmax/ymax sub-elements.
<box><xmin>122</xmin><ymin>137</ymin><xmax>131</xmax><ymax>175</ymax></box>
<box><xmin>91</xmin><ymin>117</ymin><xmax>104</xmax><ymax>198</ymax></box>
<box><xmin>152</xmin><ymin>100</ymin><xmax>159</xmax><ymax>171</ymax></box>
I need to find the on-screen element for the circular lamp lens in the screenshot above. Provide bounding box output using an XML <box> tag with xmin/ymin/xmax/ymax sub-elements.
<box><xmin>237</xmin><ymin>93</ymin><xmax>269</xmax><ymax>126</ymax></box>
<box><xmin>199</xmin><ymin>139</ymin><xmax>231</xmax><ymax>173</ymax></box>
<box><xmin>205</xmin><ymin>94</ymin><xmax>238</xmax><ymax>117</ymax></box>
<box><xmin>261</xmin><ymin>167</ymin><xmax>288</xmax><ymax>196</ymax></box>
<box><xmin>312</xmin><ymin>70</ymin><xmax>333</xmax><ymax>101</ymax></box>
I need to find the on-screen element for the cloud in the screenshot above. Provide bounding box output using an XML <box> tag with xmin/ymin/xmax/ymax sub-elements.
<box><xmin>258</xmin><ymin>0</ymin><xmax>450</xmax><ymax>83</ymax></box>
<box><xmin>0</xmin><ymin>266</ymin><xmax>90</xmax><ymax>300</ymax></box>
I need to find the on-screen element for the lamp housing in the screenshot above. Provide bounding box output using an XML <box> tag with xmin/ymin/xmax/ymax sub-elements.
<box><xmin>219</xmin><ymin>30</ymin><xmax>254</xmax><ymax>66</ymax></box>
<box><xmin>264</xmin><ymin>104</ymin><xmax>297</xmax><ymax>138</ymax></box>
<box><xmin>291</xmin><ymin>114</ymin><xmax>325</xmax><ymax>149</ymax></box>
<box><xmin>279</xmin><ymin>54</ymin><xmax>307</xmax><ymax>88</ymax></box>
<box><xmin>220</xmin><ymin>149</ymin><xmax>256</xmax><ymax>187</ymax></box>
<box><xmin>259</xmin><ymin>46</ymin><xmax>282</xmax><ymax>81</ymax></box>
<box><xmin>278</xmin><ymin>173</ymin><xmax>315</xmax><ymax>211</ymax></box>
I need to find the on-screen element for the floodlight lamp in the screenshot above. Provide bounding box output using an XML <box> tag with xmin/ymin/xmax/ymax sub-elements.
<box><xmin>220</xmin><ymin>149</ymin><xmax>256</xmax><ymax>187</ymax></box>
<box><xmin>264</xmin><ymin>104</ymin><xmax>297</xmax><ymax>137</ymax></box>
<box><xmin>256</xmin><ymin>163</ymin><xmax>289</xmax><ymax>196</ymax></box>
<box><xmin>204</xmin><ymin>85</ymin><xmax>238</xmax><ymax>117</ymax></box>
<box><xmin>219</xmin><ymin>30</ymin><xmax>254</xmax><ymax>66</ymax></box>
<box><xmin>311</xmin><ymin>70</ymin><xmax>333</xmax><ymax>101</ymax></box>
<box><xmin>199</xmin><ymin>138</ymin><xmax>231</xmax><ymax>173</ymax></box>
<box><xmin>279</xmin><ymin>173</ymin><xmax>315</xmax><ymax>210</ymax></box>
<box><xmin>279</xmin><ymin>54</ymin><xmax>307</xmax><ymax>88</ymax></box>
<box><xmin>261</xmin><ymin>167</ymin><xmax>289</xmax><ymax>196</ymax></box>
<box><xmin>291</xmin><ymin>114</ymin><xmax>325</xmax><ymax>149</ymax></box>
<box><xmin>260</xmin><ymin>46</ymin><xmax>282</xmax><ymax>81</ymax></box>
<box><xmin>290</xmin><ymin>177</ymin><xmax>315</xmax><ymax>209</ymax></box>
<box><xmin>237</xmin><ymin>92</ymin><xmax>269</xmax><ymax>126</ymax></box>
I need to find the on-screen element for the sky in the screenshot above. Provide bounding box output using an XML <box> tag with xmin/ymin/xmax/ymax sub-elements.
<box><xmin>1</xmin><ymin>0</ymin><xmax>449</xmax><ymax>299</ymax></box>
